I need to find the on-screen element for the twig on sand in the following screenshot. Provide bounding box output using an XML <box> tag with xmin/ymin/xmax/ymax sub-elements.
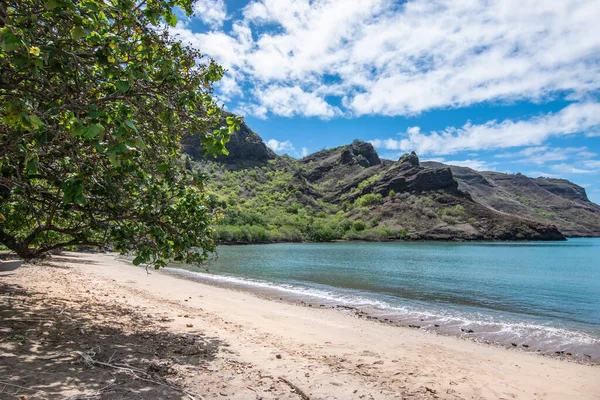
<box><xmin>42</xmin><ymin>350</ymin><xmax>205</xmax><ymax>400</ymax></box>
<box><xmin>66</xmin><ymin>377</ymin><xmax>116</xmax><ymax>400</ymax></box>
<box><xmin>278</xmin><ymin>376</ymin><xmax>310</xmax><ymax>400</ymax></box>
<box><xmin>0</xmin><ymin>380</ymin><xmax>47</xmax><ymax>395</ymax></box>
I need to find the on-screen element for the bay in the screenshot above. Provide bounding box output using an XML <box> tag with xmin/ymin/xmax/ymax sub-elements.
<box><xmin>165</xmin><ymin>238</ymin><xmax>600</xmax><ymax>361</ymax></box>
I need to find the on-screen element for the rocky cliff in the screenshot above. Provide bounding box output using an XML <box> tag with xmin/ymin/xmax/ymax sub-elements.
<box><xmin>183</xmin><ymin>120</ymin><xmax>276</xmax><ymax>168</ymax></box>
<box><xmin>422</xmin><ymin>162</ymin><xmax>600</xmax><ymax>237</ymax></box>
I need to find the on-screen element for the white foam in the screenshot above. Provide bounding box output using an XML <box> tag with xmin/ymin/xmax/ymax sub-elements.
<box><xmin>164</xmin><ymin>267</ymin><xmax>600</xmax><ymax>356</ymax></box>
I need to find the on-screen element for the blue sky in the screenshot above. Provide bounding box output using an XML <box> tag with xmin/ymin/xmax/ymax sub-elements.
<box><xmin>172</xmin><ymin>0</ymin><xmax>600</xmax><ymax>204</ymax></box>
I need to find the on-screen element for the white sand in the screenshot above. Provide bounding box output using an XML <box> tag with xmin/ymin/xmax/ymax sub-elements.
<box><xmin>4</xmin><ymin>252</ymin><xmax>599</xmax><ymax>399</ymax></box>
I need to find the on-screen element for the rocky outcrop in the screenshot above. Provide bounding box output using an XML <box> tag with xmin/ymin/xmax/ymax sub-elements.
<box><xmin>183</xmin><ymin>120</ymin><xmax>276</xmax><ymax>167</ymax></box>
<box><xmin>302</xmin><ymin>140</ymin><xmax>381</xmax><ymax>182</ymax></box>
<box><xmin>399</xmin><ymin>151</ymin><xmax>420</xmax><ymax>166</ymax></box>
<box><xmin>370</xmin><ymin>161</ymin><xmax>458</xmax><ymax>197</ymax></box>
<box><xmin>422</xmin><ymin>161</ymin><xmax>600</xmax><ymax>237</ymax></box>
<box><xmin>534</xmin><ymin>178</ymin><xmax>591</xmax><ymax>204</ymax></box>
<box><xmin>340</xmin><ymin>140</ymin><xmax>381</xmax><ymax>167</ymax></box>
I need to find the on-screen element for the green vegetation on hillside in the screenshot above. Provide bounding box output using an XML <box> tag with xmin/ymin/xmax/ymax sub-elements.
<box><xmin>193</xmin><ymin>159</ymin><xmax>410</xmax><ymax>243</ymax></box>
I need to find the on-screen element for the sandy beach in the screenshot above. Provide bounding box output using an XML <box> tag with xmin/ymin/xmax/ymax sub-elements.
<box><xmin>1</xmin><ymin>252</ymin><xmax>599</xmax><ymax>399</ymax></box>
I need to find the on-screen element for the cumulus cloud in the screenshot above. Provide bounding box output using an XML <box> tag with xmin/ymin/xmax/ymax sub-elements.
<box><xmin>193</xmin><ymin>0</ymin><xmax>228</xmax><ymax>29</ymax></box>
<box><xmin>170</xmin><ymin>0</ymin><xmax>600</xmax><ymax>118</ymax></box>
<box><xmin>253</xmin><ymin>86</ymin><xmax>341</xmax><ymax>118</ymax></box>
<box><xmin>266</xmin><ymin>139</ymin><xmax>295</xmax><ymax>153</ymax></box>
<box><xmin>266</xmin><ymin>139</ymin><xmax>312</xmax><ymax>158</ymax></box>
<box><xmin>370</xmin><ymin>102</ymin><xmax>600</xmax><ymax>155</ymax></box>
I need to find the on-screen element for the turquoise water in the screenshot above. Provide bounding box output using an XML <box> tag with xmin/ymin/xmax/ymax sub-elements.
<box><xmin>166</xmin><ymin>238</ymin><xmax>600</xmax><ymax>360</ymax></box>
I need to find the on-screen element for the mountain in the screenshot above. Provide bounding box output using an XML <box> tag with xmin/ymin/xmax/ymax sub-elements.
<box><xmin>422</xmin><ymin>162</ymin><xmax>600</xmax><ymax>237</ymax></box>
<box><xmin>185</xmin><ymin>121</ymin><xmax>600</xmax><ymax>243</ymax></box>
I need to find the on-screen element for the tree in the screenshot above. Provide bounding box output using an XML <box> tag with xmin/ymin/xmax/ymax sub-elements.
<box><xmin>0</xmin><ymin>0</ymin><xmax>242</xmax><ymax>266</ymax></box>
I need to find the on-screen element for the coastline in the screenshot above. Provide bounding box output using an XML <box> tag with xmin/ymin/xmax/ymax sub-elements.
<box><xmin>2</xmin><ymin>252</ymin><xmax>599</xmax><ymax>399</ymax></box>
<box><xmin>160</xmin><ymin>264</ymin><xmax>600</xmax><ymax>366</ymax></box>
<box><xmin>214</xmin><ymin>235</ymin><xmax>576</xmax><ymax>246</ymax></box>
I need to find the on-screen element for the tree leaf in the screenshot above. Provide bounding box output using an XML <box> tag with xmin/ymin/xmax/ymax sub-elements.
<box><xmin>124</xmin><ymin>119</ymin><xmax>138</xmax><ymax>133</ymax></box>
<box><xmin>165</xmin><ymin>13</ymin><xmax>177</xmax><ymax>27</ymax></box>
<box><xmin>29</xmin><ymin>115</ymin><xmax>44</xmax><ymax>129</ymax></box>
<box><xmin>115</xmin><ymin>80</ymin><xmax>129</xmax><ymax>92</ymax></box>
<box><xmin>83</xmin><ymin>123</ymin><xmax>104</xmax><ymax>139</ymax></box>
<box><xmin>1</xmin><ymin>32</ymin><xmax>21</xmax><ymax>52</ymax></box>
<box><xmin>44</xmin><ymin>0</ymin><xmax>59</xmax><ymax>10</ymax></box>
<box><xmin>72</xmin><ymin>26</ymin><xmax>84</xmax><ymax>40</ymax></box>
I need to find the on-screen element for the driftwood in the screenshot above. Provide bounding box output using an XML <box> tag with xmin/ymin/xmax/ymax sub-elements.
<box><xmin>279</xmin><ymin>376</ymin><xmax>310</xmax><ymax>400</ymax></box>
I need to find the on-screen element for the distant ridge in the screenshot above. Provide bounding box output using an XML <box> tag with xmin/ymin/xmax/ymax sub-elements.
<box><xmin>185</xmin><ymin>122</ymin><xmax>600</xmax><ymax>242</ymax></box>
<box><xmin>422</xmin><ymin>162</ymin><xmax>600</xmax><ymax>237</ymax></box>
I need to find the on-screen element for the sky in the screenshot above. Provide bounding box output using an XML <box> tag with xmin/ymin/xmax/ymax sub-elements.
<box><xmin>171</xmin><ymin>0</ymin><xmax>600</xmax><ymax>204</ymax></box>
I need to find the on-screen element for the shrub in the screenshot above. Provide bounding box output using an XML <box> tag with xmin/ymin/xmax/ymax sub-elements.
<box><xmin>369</xmin><ymin>217</ymin><xmax>380</xmax><ymax>227</ymax></box>
<box><xmin>354</xmin><ymin>193</ymin><xmax>382</xmax><ymax>207</ymax></box>
<box><xmin>353</xmin><ymin>220</ymin><xmax>367</xmax><ymax>231</ymax></box>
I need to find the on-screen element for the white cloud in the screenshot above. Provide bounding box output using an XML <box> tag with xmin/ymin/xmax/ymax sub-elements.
<box><xmin>170</xmin><ymin>0</ymin><xmax>600</xmax><ymax>118</ymax></box>
<box><xmin>441</xmin><ymin>159</ymin><xmax>494</xmax><ymax>171</ymax></box>
<box><xmin>584</xmin><ymin>160</ymin><xmax>600</xmax><ymax>169</ymax></box>
<box><xmin>266</xmin><ymin>139</ymin><xmax>295</xmax><ymax>153</ymax></box>
<box><xmin>495</xmin><ymin>146</ymin><xmax>596</xmax><ymax>165</ymax></box>
<box><xmin>370</xmin><ymin>102</ymin><xmax>600</xmax><ymax>155</ymax></box>
<box><xmin>253</xmin><ymin>85</ymin><xmax>341</xmax><ymax>118</ymax></box>
<box><xmin>266</xmin><ymin>139</ymin><xmax>312</xmax><ymax>158</ymax></box>
<box><xmin>550</xmin><ymin>163</ymin><xmax>596</xmax><ymax>174</ymax></box>
<box><xmin>525</xmin><ymin>170</ymin><xmax>557</xmax><ymax>178</ymax></box>
<box><xmin>193</xmin><ymin>0</ymin><xmax>228</xmax><ymax>29</ymax></box>
<box><xmin>421</xmin><ymin>157</ymin><xmax>493</xmax><ymax>170</ymax></box>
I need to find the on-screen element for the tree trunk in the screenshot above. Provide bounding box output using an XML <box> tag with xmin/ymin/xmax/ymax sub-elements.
<box><xmin>0</xmin><ymin>233</ymin><xmax>36</xmax><ymax>260</ymax></box>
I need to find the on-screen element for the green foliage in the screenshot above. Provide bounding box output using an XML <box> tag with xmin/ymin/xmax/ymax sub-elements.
<box><xmin>357</xmin><ymin>174</ymin><xmax>380</xmax><ymax>191</ymax></box>
<box><xmin>354</xmin><ymin>193</ymin><xmax>383</xmax><ymax>207</ymax></box>
<box><xmin>352</xmin><ymin>220</ymin><xmax>366</xmax><ymax>232</ymax></box>
<box><xmin>0</xmin><ymin>0</ymin><xmax>242</xmax><ymax>264</ymax></box>
<box><xmin>438</xmin><ymin>205</ymin><xmax>466</xmax><ymax>218</ymax></box>
<box><xmin>441</xmin><ymin>215</ymin><xmax>458</xmax><ymax>224</ymax></box>
<box><xmin>388</xmin><ymin>189</ymin><xmax>396</xmax><ymax>197</ymax></box>
<box><xmin>194</xmin><ymin>159</ymin><xmax>368</xmax><ymax>244</ymax></box>
<box><xmin>345</xmin><ymin>227</ymin><xmax>408</xmax><ymax>241</ymax></box>
<box><xmin>536</xmin><ymin>209</ymin><xmax>556</xmax><ymax>219</ymax></box>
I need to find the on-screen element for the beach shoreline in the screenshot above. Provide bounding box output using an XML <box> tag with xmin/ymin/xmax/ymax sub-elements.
<box><xmin>159</xmin><ymin>265</ymin><xmax>600</xmax><ymax>366</ymax></box>
<box><xmin>1</xmin><ymin>252</ymin><xmax>599</xmax><ymax>399</ymax></box>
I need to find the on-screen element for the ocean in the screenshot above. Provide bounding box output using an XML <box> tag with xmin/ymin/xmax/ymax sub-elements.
<box><xmin>164</xmin><ymin>238</ymin><xmax>600</xmax><ymax>361</ymax></box>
